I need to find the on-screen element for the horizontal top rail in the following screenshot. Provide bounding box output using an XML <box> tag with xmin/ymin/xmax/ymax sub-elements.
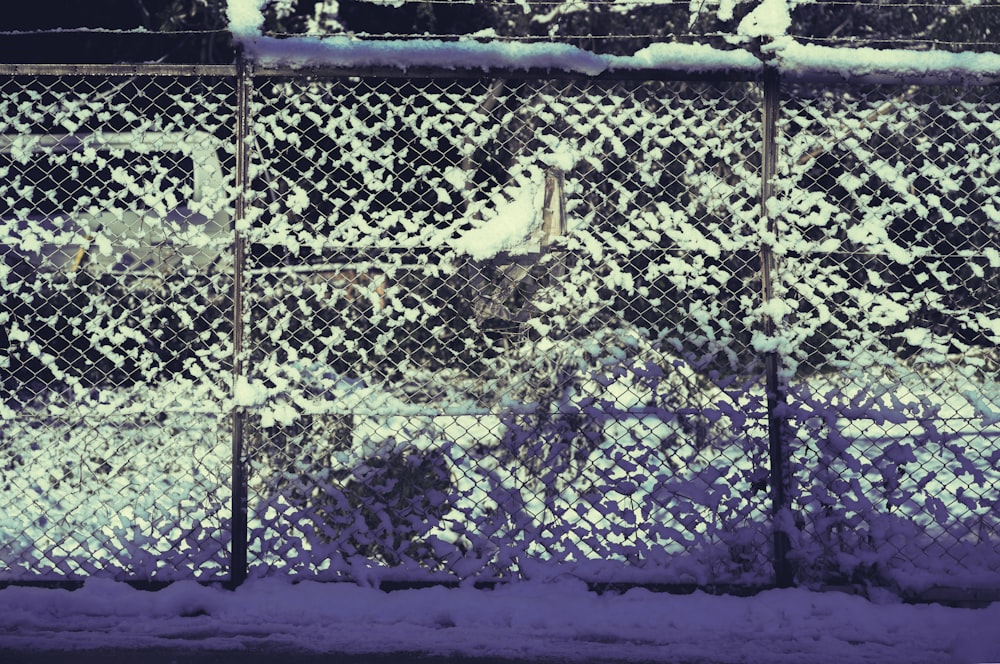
<box><xmin>249</xmin><ymin>64</ymin><xmax>762</xmax><ymax>82</ymax></box>
<box><xmin>0</xmin><ymin>63</ymin><xmax>237</xmax><ymax>77</ymax></box>
<box><xmin>1</xmin><ymin>57</ymin><xmax>998</xmax><ymax>87</ymax></box>
<box><xmin>0</xmin><ymin>61</ymin><xmax>759</xmax><ymax>82</ymax></box>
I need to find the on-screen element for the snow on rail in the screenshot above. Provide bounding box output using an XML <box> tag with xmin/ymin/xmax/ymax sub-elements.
<box><xmin>239</xmin><ymin>35</ymin><xmax>762</xmax><ymax>76</ymax></box>
<box><xmin>226</xmin><ymin>0</ymin><xmax>1000</xmax><ymax>83</ymax></box>
<box><xmin>774</xmin><ymin>39</ymin><xmax>1000</xmax><ymax>84</ymax></box>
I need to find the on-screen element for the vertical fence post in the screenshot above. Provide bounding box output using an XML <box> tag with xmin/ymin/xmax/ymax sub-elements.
<box><xmin>230</xmin><ymin>46</ymin><xmax>251</xmax><ymax>587</ymax></box>
<box><xmin>760</xmin><ymin>66</ymin><xmax>794</xmax><ymax>588</ymax></box>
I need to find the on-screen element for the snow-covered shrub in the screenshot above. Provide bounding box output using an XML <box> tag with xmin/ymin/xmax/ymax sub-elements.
<box><xmin>247</xmin><ymin>410</ymin><xmax>456</xmax><ymax>576</ymax></box>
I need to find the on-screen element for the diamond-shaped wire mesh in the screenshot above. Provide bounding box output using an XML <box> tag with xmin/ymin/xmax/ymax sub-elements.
<box><xmin>0</xmin><ymin>74</ymin><xmax>236</xmax><ymax>581</ymax></box>
<box><xmin>9</xmin><ymin>66</ymin><xmax>994</xmax><ymax>592</ymax></box>
<box><xmin>242</xmin><ymin>75</ymin><xmax>771</xmax><ymax>583</ymax></box>
<box><xmin>775</xmin><ymin>84</ymin><xmax>1000</xmax><ymax>591</ymax></box>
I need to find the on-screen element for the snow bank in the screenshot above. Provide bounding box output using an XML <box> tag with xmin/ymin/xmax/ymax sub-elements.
<box><xmin>1</xmin><ymin>579</ymin><xmax>998</xmax><ymax>663</ymax></box>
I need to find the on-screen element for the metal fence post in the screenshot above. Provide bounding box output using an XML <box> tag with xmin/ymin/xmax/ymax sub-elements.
<box><xmin>760</xmin><ymin>66</ymin><xmax>794</xmax><ymax>588</ymax></box>
<box><xmin>230</xmin><ymin>46</ymin><xmax>251</xmax><ymax>587</ymax></box>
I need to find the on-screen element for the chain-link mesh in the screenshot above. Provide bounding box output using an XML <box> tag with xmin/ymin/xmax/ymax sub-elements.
<box><xmin>0</xmin><ymin>74</ymin><xmax>236</xmax><ymax>580</ymax></box>
<box><xmin>4</xmin><ymin>65</ymin><xmax>997</xmax><ymax>593</ymax></box>
<box><xmin>774</xmin><ymin>84</ymin><xmax>1000</xmax><ymax>591</ymax></box>
<box><xmin>241</xmin><ymin>75</ymin><xmax>771</xmax><ymax>583</ymax></box>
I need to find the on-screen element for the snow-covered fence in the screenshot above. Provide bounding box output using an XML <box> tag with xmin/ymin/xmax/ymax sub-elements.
<box><xmin>774</xmin><ymin>82</ymin><xmax>1000</xmax><ymax>593</ymax></box>
<box><xmin>1</xmin><ymin>61</ymin><xmax>998</xmax><ymax>598</ymax></box>
<box><xmin>238</xmin><ymin>72</ymin><xmax>771</xmax><ymax>585</ymax></box>
<box><xmin>0</xmin><ymin>67</ymin><xmax>238</xmax><ymax>581</ymax></box>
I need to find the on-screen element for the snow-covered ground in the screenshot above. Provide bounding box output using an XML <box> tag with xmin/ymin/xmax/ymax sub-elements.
<box><xmin>1</xmin><ymin>579</ymin><xmax>999</xmax><ymax>663</ymax></box>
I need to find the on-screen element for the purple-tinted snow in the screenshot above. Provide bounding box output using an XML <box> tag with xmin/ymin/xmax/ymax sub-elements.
<box><xmin>239</xmin><ymin>35</ymin><xmax>762</xmax><ymax>75</ymax></box>
<box><xmin>1</xmin><ymin>579</ymin><xmax>999</xmax><ymax>662</ymax></box>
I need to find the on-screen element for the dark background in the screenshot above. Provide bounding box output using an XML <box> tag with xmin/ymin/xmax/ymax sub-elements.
<box><xmin>0</xmin><ymin>0</ymin><xmax>234</xmax><ymax>63</ymax></box>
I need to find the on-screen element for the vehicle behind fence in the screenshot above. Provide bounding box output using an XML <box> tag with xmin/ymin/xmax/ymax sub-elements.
<box><xmin>1</xmin><ymin>62</ymin><xmax>998</xmax><ymax>598</ymax></box>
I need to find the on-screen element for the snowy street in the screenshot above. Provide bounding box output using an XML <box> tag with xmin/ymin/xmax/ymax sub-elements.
<box><xmin>1</xmin><ymin>579</ymin><xmax>999</xmax><ymax>663</ymax></box>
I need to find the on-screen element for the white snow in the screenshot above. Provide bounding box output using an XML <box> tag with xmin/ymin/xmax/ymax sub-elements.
<box><xmin>737</xmin><ymin>0</ymin><xmax>793</xmax><ymax>39</ymax></box>
<box><xmin>715</xmin><ymin>0</ymin><xmax>741</xmax><ymax>23</ymax></box>
<box><xmin>0</xmin><ymin>579</ymin><xmax>998</xmax><ymax>663</ymax></box>
<box><xmin>609</xmin><ymin>41</ymin><xmax>761</xmax><ymax>72</ymax></box>
<box><xmin>233</xmin><ymin>376</ymin><xmax>267</xmax><ymax>407</ymax></box>
<box><xmin>451</xmin><ymin>180</ymin><xmax>544</xmax><ymax>260</ymax></box>
<box><xmin>235</xmin><ymin>31</ymin><xmax>1000</xmax><ymax>85</ymax></box>
<box><xmin>225</xmin><ymin>0</ymin><xmax>1000</xmax><ymax>82</ymax></box>
<box><xmin>227</xmin><ymin>0</ymin><xmax>266</xmax><ymax>37</ymax></box>
<box><xmin>773</xmin><ymin>40</ymin><xmax>1000</xmax><ymax>84</ymax></box>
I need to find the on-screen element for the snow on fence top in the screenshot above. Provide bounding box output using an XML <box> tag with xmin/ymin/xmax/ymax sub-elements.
<box><xmin>239</xmin><ymin>36</ymin><xmax>762</xmax><ymax>77</ymax></box>
<box><xmin>225</xmin><ymin>0</ymin><xmax>1000</xmax><ymax>83</ymax></box>
<box><xmin>773</xmin><ymin>40</ymin><xmax>1000</xmax><ymax>84</ymax></box>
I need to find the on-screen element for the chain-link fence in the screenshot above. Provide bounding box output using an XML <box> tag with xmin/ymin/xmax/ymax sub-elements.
<box><xmin>1</xmin><ymin>62</ymin><xmax>998</xmax><ymax>596</ymax></box>
<box><xmin>241</xmin><ymin>75</ymin><xmax>771</xmax><ymax>583</ymax></box>
<box><xmin>0</xmin><ymin>69</ymin><xmax>237</xmax><ymax>581</ymax></box>
<box><xmin>775</xmin><ymin>83</ymin><xmax>1000</xmax><ymax>593</ymax></box>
